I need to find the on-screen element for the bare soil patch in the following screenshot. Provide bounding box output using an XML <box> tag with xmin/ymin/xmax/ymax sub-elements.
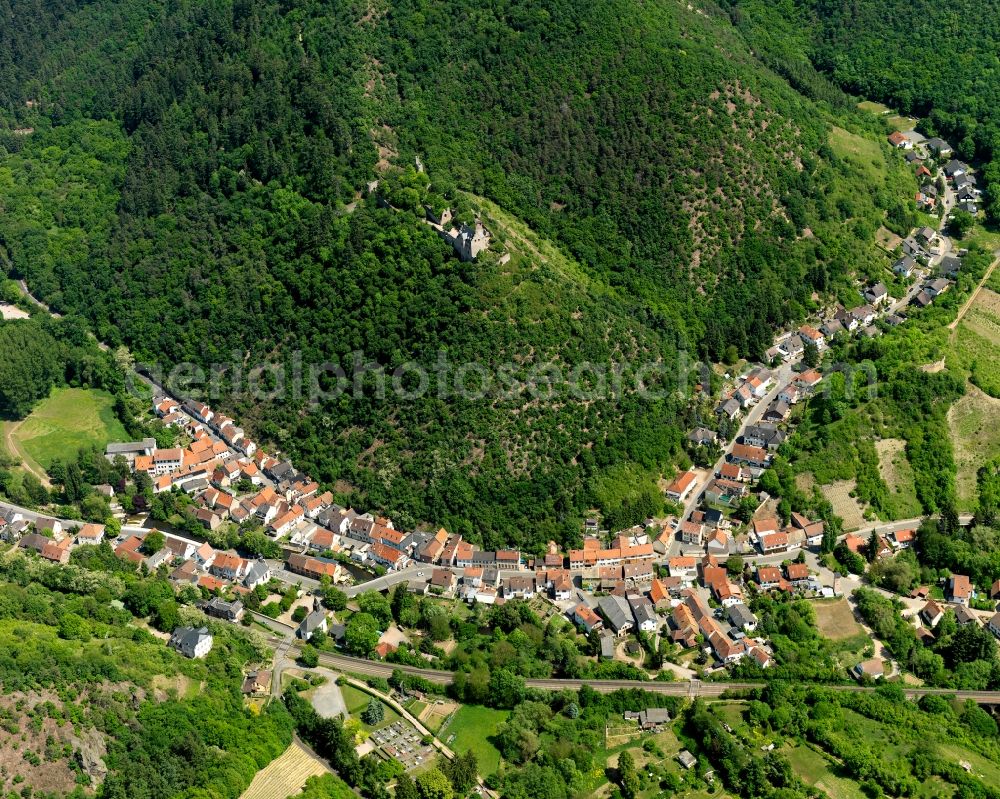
<box><xmin>0</xmin><ymin>302</ymin><xmax>29</xmax><ymax>320</ymax></box>
<box><xmin>875</xmin><ymin>226</ymin><xmax>903</xmax><ymax>252</ymax></box>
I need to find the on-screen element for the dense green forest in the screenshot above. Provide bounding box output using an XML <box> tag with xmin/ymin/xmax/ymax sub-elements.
<box><xmin>0</xmin><ymin>0</ymin><xmax>920</xmax><ymax>547</ymax></box>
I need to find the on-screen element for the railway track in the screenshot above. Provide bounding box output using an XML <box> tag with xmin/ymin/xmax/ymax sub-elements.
<box><xmin>265</xmin><ymin>638</ymin><xmax>1000</xmax><ymax>704</ymax></box>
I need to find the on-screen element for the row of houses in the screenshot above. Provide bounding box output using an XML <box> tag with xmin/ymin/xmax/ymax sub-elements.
<box><xmin>111</xmin><ymin>529</ymin><xmax>272</xmax><ymax>594</ymax></box>
<box><xmin>668</xmin><ymin>589</ymin><xmax>772</xmax><ymax>667</ymax></box>
<box><xmin>716</xmin><ymin>367</ymin><xmax>822</xmax><ymax>422</ymax></box>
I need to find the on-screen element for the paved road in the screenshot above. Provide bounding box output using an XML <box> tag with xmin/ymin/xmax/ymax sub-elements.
<box><xmin>679</xmin><ymin>358</ymin><xmax>800</xmax><ymax>526</ymax></box>
<box><xmin>0</xmin><ymin>501</ymin><xmax>82</xmax><ymax>528</ymax></box>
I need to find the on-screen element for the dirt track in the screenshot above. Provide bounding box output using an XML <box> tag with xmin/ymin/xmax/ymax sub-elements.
<box><xmin>949</xmin><ymin>252</ymin><xmax>1000</xmax><ymax>334</ymax></box>
<box><xmin>1</xmin><ymin>421</ymin><xmax>51</xmax><ymax>487</ymax></box>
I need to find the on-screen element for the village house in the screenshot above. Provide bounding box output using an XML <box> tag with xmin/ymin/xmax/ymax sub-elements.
<box><xmin>629</xmin><ymin>597</ymin><xmax>659</xmax><ymax>633</ymax></box>
<box><xmin>503</xmin><ymin>574</ymin><xmax>537</xmax><ymax>599</ymax></box>
<box><xmin>370</xmin><ymin>542</ymin><xmax>409</xmax><ymax>570</ymax></box>
<box><xmin>665</xmin><ymin>471</ymin><xmax>699</xmax><ymax>502</ymax></box>
<box><xmin>169</xmin><ymin>626</ymin><xmax>213</xmax><ymax>659</ymax></box>
<box><xmin>670</xmin><ymin>603</ymin><xmax>699</xmax><ymax>648</ymax></box>
<box><xmin>864</xmin><ymin>282</ymin><xmax>889</xmax><ymax>306</ymax></box>
<box><xmin>242</xmin><ymin>671</ymin><xmax>271</xmax><ymax>697</ymax></box>
<box><xmin>648</xmin><ymin>578</ymin><xmax>672</xmax><ymax>609</ymax></box>
<box><xmin>785</xmin><ymin>562</ymin><xmax>810</xmax><ymax>586</ymax></box>
<box><xmin>887</xmin><ymin>131</ymin><xmax>911</xmax><ymax>149</ymax></box>
<box><xmin>703</xmin><ymin>479</ymin><xmax>747</xmax><ymax>507</ymax></box>
<box><xmin>729</xmin><ymin>443</ymin><xmax>770</xmax><ymax>468</ymax></box>
<box><xmin>758</xmin><ymin>531</ymin><xmax>789</xmax><ymax>555</ymax></box>
<box><xmin>74</xmin><ymin>523</ymin><xmax>105</xmax><ymax>546</ymax></box>
<box><xmin>802</xmin><ymin>521</ymin><xmax>826</xmax><ymax>548</ymax></box>
<box><xmin>893</xmin><ymin>255</ymin><xmax>917</xmax><ymax>278</ymax></box>
<box><xmin>742</xmin><ymin>423</ymin><xmax>786</xmax><ymax>451</ymax></box>
<box><xmin>20</xmin><ymin>532</ymin><xmax>71</xmax><ymax>564</ymax></box>
<box><xmin>429</xmin><ymin>568</ymin><xmax>457</xmax><ymax>594</ymax></box>
<box><xmin>794</xmin><ymin>369</ymin><xmax>823</xmax><ymax>391</ymax></box>
<box><xmin>706</xmin><ymin>528</ymin><xmax>730</xmax><ymax>556</ymax></box>
<box><xmin>927</xmin><ymin>278</ymin><xmax>951</xmax><ymax>298</ymax></box>
<box><xmin>820</xmin><ymin>318</ymin><xmax>844</xmax><ymax>338</ymax></box>
<box><xmin>727</xmin><ymin>603</ymin><xmax>758</xmax><ymax>633</ymax></box>
<box><xmin>955</xmin><ymin>605</ymin><xmax>979</xmax><ymax>627</ymax></box>
<box><xmin>270</xmin><ymin>506</ymin><xmax>305</xmax><ymax>537</ymax></box>
<box><xmin>891</xmin><ymin>529</ymin><xmax>915</xmax><ymax>549</ymax></box>
<box><xmin>778</xmin><ymin>384</ymin><xmax>802</xmax><ymax>406</ymax></box>
<box><xmin>834</xmin><ymin>306</ymin><xmax>861</xmax><ymax>331</ymax></box>
<box><xmin>599</xmin><ymin>594</ymin><xmax>634</xmax><ymax>636</ymax></box>
<box><xmin>623</xmin><ymin>560</ymin><xmax>654</xmax><ymax>584</ymax></box>
<box><xmin>852</xmin><ymin>659</ymin><xmax>884</xmax><ymax>681</ymax></box>
<box><xmin>243</xmin><ymin>560</ymin><xmax>271</xmax><ymax>589</ymax></box>
<box><xmin>872</xmin><ymin>535</ymin><xmax>893</xmax><ymax>560</ymax></box>
<box><xmin>210</xmin><ymin>552</ymin><xmax>247</xmax><ymax>582</ymax></box>
<box><xmin>779</xmin><ymin>335</ymin><xmax>804</xmax><ymax>359</ymax></box>
<box><xmin>851</xmin><ymin>305</ymin><xmax>877</xmax><ymax>327</ymax></box>
<box><xmin>687</xmin><ymin>427</ymin><xmax>718</xmax><ymax>447</ymax></box>
<box><xmin>921</xmin><ymin>600</ymin><xmax>944</xmax><ymax>628</ymax></box>
<box><xmin>570</xmin><ymin>603</ymin><xmax>603</xmax><ymax>633</ymax></box>
<box><xmin>678</xmin><ymin>521</ymin><xmax>703</xmax><ymax>546</ymax></box>
<box><xmin>755</xmin><ymin>566</ymin><xmax>783</xmax><ymax>590</ymax></box>
<box><xmin>624</xmin><ymin>708</ymin><xmax>672</xmax><ymax>731</ymax></box>
<box><xmin>668</xmin><ymin>555</ymin><xmax>698</xmax><ymax>582</ymax></box>
<box><xmin>762</xmin><ymin>400</ymin><xmax>791</xmax><ymax>423</ymax></box>
<box><xmin>799</xmin><ymin>325</ymin><xmax>825</xmax><ymax>350</ymax></box>
<box><xmin>105</xmin><ymin>438</ymin><xmax>157</xmax><ymax>465</ymax></box>
<box><xmin>550</xmin><ymin>570</ymin><xmax>573</xmax><ymax>600</ymax></box>
<box><xmin>201</xmin><ymin>596</ymin><xmax>244</xmax><ymax>622</ymax></box>
<box><xmin>286</xmin><ymin>553</ymin><xmax>340</xmax><ymax>582</ymax></box>
<box><xmin>718</xmin><ymin>462</ymin><xmax>749</xmax><ymax>482</ymax></box>
<box><xmin>948</xmin><ymin>574</ymin><xmax>973</xmax><ymax>606</ymax></box>
<box><xmin>927</xmin><ymin>138</ymin><xmax>953</xmax><ymax>158</ymax></box>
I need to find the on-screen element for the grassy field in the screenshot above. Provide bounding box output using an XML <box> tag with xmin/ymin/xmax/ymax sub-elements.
<box><xmin>813</xmin><ymin>599</ymin><xmax>865</xmax><ymax>640</ymax></box>
<box><xmin>948</xmin><ymin>385</ymin><xmax>1000</xmax><ymax>510</ymax></box>
<box><xmin>239</xmin><ymin>741</ymin><xmax>331</xmax><ymax>799</ymax></box>
<box><xmin>340</xmin><ymin>684</ymin><xmax>401</xmax><ymax>731</ymax></box>
<box><xmin>783</xmin><ymin>744</ymin><xmax>867</xmax><ymax>799</ymax></box>
<box><xmin>439</xmin><ymin>704</ymin><xmax>507</xmax><ymax>774</ymax></box>
<box><xmin>944</xmin><ymin>288</ymin><xmax>1000</xmax><ymax>509</ymax></box>
<box><xmin>417</xmin><ymin>700</ymin><xmax>456</xmax><ymax>733</ymax></box>
<box><xmin>9</xmin><ymin>387</ymin><xmax>127</xmax><ymax>470</ymax></box>
<box><xmin>857</xmin><ymin>100</ymin><xmax>889</xmax><ymax>115</ymax></box>
<box><xmin>937</xmin><ymin>742</ymin><xmax>1000</xmax><ymax>785</ymax></box>
<box><xmin>875</xmin><ymin>438</ymin><xmax>923</xmax><ymax>518</ymax></box>
<box><xmin>949</xmin><ymin>314</ymin><xmax>1000</xmax><ymax>399</ymax></box>
<box><xmin>856</xmin><ymin>100</ymin><xmax>916</xmax><ymax>131</ymax></box>
<box><xmin>829</xmin><ymin>126</ymin><xmax>886</xmax><ymax>183</ymax></box>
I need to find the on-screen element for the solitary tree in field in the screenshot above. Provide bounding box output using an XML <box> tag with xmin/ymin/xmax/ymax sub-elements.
<box><xmin>363</xmin><ymin>698</ymin><xmax>384</xmax><ymax>725</ymax></box>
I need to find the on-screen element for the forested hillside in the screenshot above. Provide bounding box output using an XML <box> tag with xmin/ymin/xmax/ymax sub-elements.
<box><xmin>0</xmin><ymin>0</ymin><xmax>912</xmax><ymax>547</ymax></box>
<box><xmin>728</xmin><ymin>0</ymin><xmax>1000</xmax><ymax>217</ymax></box>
